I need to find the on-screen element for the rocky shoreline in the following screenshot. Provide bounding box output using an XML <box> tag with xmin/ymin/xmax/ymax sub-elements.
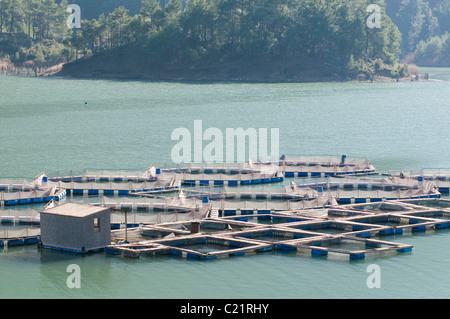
<box><xmin>1</xmin><ymin>56</ymin><xmax>429</xmax><ymax>84</ymax></box>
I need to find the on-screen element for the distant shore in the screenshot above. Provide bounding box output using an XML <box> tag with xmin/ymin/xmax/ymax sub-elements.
<box><xmin>0</xmin><ymin>60</ymin><xmax>64</xmax><ymax>77</ymax></box>
<box><xmin>53</xmin><ymin>60</ymin><xmax>418</xmax><ymax>84</ymax></box>
<box><xmin>53</xmin><ymin>65</ymin><xmax>428</xmax><ymax>84</ymax></box>
<box><xmin>52</xmin><ymin>72</ymin><xmax>425</xmax><ymax>84</ymax></box>
<box><xmin>1</xmin><ymin>56</ymin><xmax>430</xmax><ymax>84</ymax></box>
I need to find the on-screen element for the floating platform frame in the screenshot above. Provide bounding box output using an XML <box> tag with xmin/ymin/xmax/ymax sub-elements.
<box><xmin>328</xmin><ymin>199</ymin><xmax>450</xmax><ymax>235</ymax></box>
<box><xmin>105</xmin><ymin>198</ymin><xmax>450</xmax><ymax>261</ymax></box>
<box><xmin>277</xmin><ymin>235</ymin><xmax>413</xmax><ymax>259</ymax></box>
<box><xmin>277</xmin><ymin>219</ymin><xmax>386</xmax><ymax>238</ymax></box>
<box><xmin>343</xmin><ymin>212</ymin><xmax>450</xmax><ymax>235</ymax></box>
<box><xmin>223</xmin><ymin>226</ymin><xmax>326</xmax><ymax>249</ymax></box>
<box><xmin>217</xmin><ymin>211</ymin><xmax>321</xmax><ymax>224</ymax></box>
<box><xmin>106</xmin><ymin>234</ymin><xmax>273</xmax><ymax>259</ymax></box>
<box><xmin>107</xmin><ymin>225</ymin><xmax>412</xmax><ymax>261</ymax></box>
<box><xmin>137</xmin><ymin>218</ymin><xmax>262</xmax><ymax>238</ymax></box>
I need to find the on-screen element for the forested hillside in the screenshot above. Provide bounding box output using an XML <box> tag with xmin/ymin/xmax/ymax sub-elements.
<box><xmin>0</xmin><ymin>0</ymin><xmax>448</xmax><ymax>80</ymax></box>
<box><xmin>386</xmin><ymin>0</ymin><xmax>450</xmax><ymax>66</ymax></box>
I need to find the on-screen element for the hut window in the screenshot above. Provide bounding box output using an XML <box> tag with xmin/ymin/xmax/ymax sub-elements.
<box><xmin>94</xmin><ymin>218</ymin><xmax>100</xmax><ymax>232</ymax></box>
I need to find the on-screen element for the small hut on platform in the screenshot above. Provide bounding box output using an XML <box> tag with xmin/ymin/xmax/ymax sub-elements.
<box><xmin>40</xmin><ymin>203</ymin><xmax>111</xmax><ymax>253</ymax></box>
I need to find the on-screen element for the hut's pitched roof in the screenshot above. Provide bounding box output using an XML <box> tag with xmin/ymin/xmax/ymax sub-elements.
<box><xmin>40</xmin><ymin>203</ymin><xmax>108</xmax><ymax>218</ymax></box>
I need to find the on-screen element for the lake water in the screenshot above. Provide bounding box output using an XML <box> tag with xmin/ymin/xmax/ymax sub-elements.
<box><xmin>0</xmin><ymin>68</ymin><xmax>450</xmax><ymax>299</ymax></box>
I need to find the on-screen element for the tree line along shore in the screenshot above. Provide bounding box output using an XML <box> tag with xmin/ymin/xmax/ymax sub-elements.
<box><xmin>0</xmin><ymin>0</ymin><xmax>448</xmax><ymax>82</ymax></box>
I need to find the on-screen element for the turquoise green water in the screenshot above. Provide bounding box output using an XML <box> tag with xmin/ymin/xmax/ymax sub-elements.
<box><xmin>1</xmin><ymin>69</ymin><xmax>450</xmax><ymax>299</ymax></box>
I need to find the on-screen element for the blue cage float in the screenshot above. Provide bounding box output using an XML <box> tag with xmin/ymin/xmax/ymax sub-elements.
<box><xmin>288</xmin><ymin>175</ymin><xmax>439</xmax><ymax>192</ymax></box>
<box><xmin>383</xmin><ymin>169</ymin><xmax>450</xmax><ymax>193</ymax></box>
<box><xmin>162</xmin><ymin>170</ymin><xmax>284</xmax><ymax>187</ymax></box>
<box><xmin>54</xmin><ymin>178</ymin><xmax>181</xmax><ymax>196</ymax></box>
<box><xmin>99</xmin><ymin>189</ymin><xmax>337</xmax><ymax>218</ymax></box>
<box><xmin>276</xmin><ymin>154</ymin><xmax>377</xmax><ymax>177</ymax></box>
<box><xmin>163</xmin><ymin>155</ymin><xmax>376</xmax><ymax>178</ymax></box>
<box><xmin>286</xmin><ymin>179</ymin><xmax>441</xmax><ymax>205</ymax></box>
<box><xmin>46</xmin><ymin>166</ymin><xmax>165</xmax><ymax>183</ymax></box>
<box><xmin>0</xmin><ymin>174</ymin><xmax>66</xmax><ymax>207</ymax></box>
